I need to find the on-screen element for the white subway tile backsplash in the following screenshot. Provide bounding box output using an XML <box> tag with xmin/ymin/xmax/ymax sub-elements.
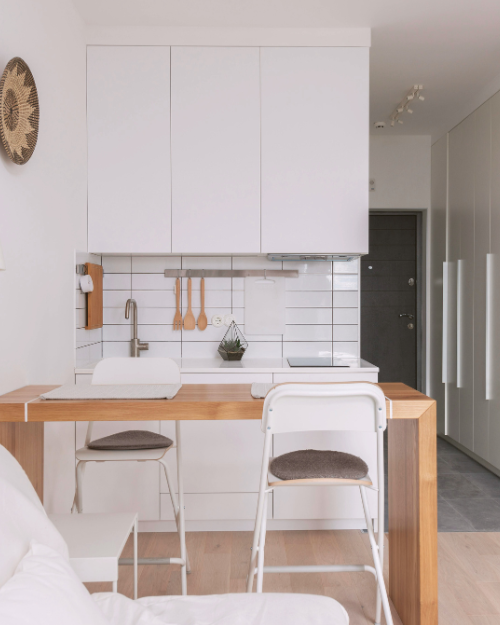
<box><xmin>333</xmin><ymin>308</ymin><xmax>358</xmax><ymax>324</ymax></box>
<box><xmin>182</xmin><ymin>257</ymin><xmax>231</xmax><ymax>269</ymax></box>
<box><xmin>89</xmin><ymin>342</ymin><xmax>103</xmax><ymax>361</ymax></box>
<box><xmin>285</xmin><ymin>308</ymin><xmax>332</xmax><ymax>324</ymax></box>
<box><xmin>102</xmin><ymin>256</ymin><xmax>131</xmax><ymax>273</ymax></box>
<box><xmin>95</xmin><ymin>254</ymin><xmax>361</xmax><ymax>364</ymax></box>
<box><xmin>181</xmin><ymin>325</ymin><xmax>227</xmax><ymax>342</ymax></box>
<box><xmin>75</xmin><ymin>292</ymin><xmax>86</xmax><ymax>309</ymax></box>
<box><xmin>334</xmin><ymin>259</ymin><xmax>359</xmax><ymax>274</ymax></box>
<box><xmin>103</xmin><ymin>342</ymin><xmax>131</xmax><ymax>358</ymax></box>
<box><xmin>333</xmin><ymin>291</ymin><xmax>359</xmax><ymax>307</ymax></box>
<box><xmin>181</xmin><ymin>291</ymin><xmax>231</xmax><ymax>309</ymax></box>
<box><xmin>232</xmin><ymin>256</ymin><xmax>280</xmax><ymax>269</ymax></box>
<box><xmin>282</xmin><ymin>261</ymin><xmax>332</xmax><ymax>274</ymax></box>
<box><xmin>76</xmin><ymin>328</ymin><xmax>101</xmax><ymax>347</ymax></box>
<box><xmin>333</xmin><ymin>274</ymin><xmax>359</xmax><ymax>290</ymax></box>
<box><xmin>286</xmin><ymin>291</ymin><xmax>332</xmax><ymax>308</ymax></box>
<box><xmin>132</xmin><ymin>256</ymin><xmax>181</xmax><ymax>273</ymax></box>
<box><xmin>284</xmin><ymin>325</ymin><xmax>332</xmax><ymax>342</ymax></box>
<box><xmin>132</xmin><ymin>290</ymin><xmax>175</xmax><ymax>308</ymax></box>
<box><xmin>103</xmin><ymin>273</ymin><xmax>131</xmax><ymax>290</ymax></box>
<box><xmin>132</xmin><ymin>274</ymin><xmax>175</xmax><ymax>290</ymax></box>
<box><xmin>285</xmin><ymin>274</ymin><xmax>332</xmax><ymax>291</ymax></box>
<box><xmin>332</xmin><ymin>325</ymin><xmax>358</xmax><ymax>342</ymax></box>
<box><xmin>283</xmin><ymin>342</ymin><xmax>333</xmax><ymax>358</ymax></box>
<box><xmin>103</xmin><ymin>309</ymin><xmax>132</xmax><ymax>325</ymax></box>
<box><xmin>75</xmin><ymin>308</ymin><xmax>86</xmax><ymax>329</ymax></box>
<box><xmin>103</xmin><ymin>291</ymin><xmax>131</xmax><ymax>308</ymax></box>
<box><xmin>333</xmin><ymin>342</ymin><xmax>359</xmax><ymax>358</ymax></box>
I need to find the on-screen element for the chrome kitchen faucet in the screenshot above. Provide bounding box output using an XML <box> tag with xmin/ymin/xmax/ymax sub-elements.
<box><xmin>125</xmin><ymin>299</ymin><xmax>149</xmax><ymax>357</ymax></box>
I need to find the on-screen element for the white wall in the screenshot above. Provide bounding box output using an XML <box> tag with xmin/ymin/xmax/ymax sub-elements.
<box><xmin>369</xmin><ymin>135</ymin><xmax>431</xmax><ymax>210</ymax></box>
<box><xmin>0</xmin><ymin>0</ymin><xmax>87</xmax><ymax>396</ymax></box>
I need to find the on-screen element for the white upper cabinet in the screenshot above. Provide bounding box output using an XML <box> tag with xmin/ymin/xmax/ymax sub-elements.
<box><xmin>87</xmin><ymin>47</ymin><xmax>172</xmax><ymax>254</ymax></box>
<box><xmin>260</xmin><ymin>47</ymin><xmax>369</xmax><ymax>254</ymax></box>
<box><xmin>171</xmin><ymin>47</ymin><xmax>261</xmax><ymax>254</ymax></box>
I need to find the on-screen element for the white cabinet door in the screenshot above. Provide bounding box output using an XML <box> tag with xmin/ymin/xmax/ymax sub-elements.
<box><xmin>430</xmin><ymin>136</ymin><xmax>448</xmax><ymax>434</ymax></box>
<box><xmin>448</xmin><ymin>115</ymin><xmax>475</xmax><ymax>449</ymax></box>
<box><xmin>473</xmin><ymin>101</ymin><xmax>491</xmax><ymax>460</ymax></box>
<box><xmin>171</xmin><ymin>47</ymin><xmax>260</xmax><ymax>254</ymax></box>
<box><xmin>87</xmin><ymin>47</ymin><xmax>171</xmax><ymax>253</ymax></box>
<box><xmin>260</xmin><ymin>47</ymin><xmax>369</xmax><ymax>254</ymax></box>
<box><xmin>489</xmin><ymin>91</ymin><xmax>500</xmax><ymax>470</ymax></box>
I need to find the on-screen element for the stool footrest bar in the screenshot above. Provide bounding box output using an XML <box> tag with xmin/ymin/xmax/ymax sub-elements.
<box><xmin>263</xmin><ymin>564</ymin><xmax>376</xmax><ymax>576</ymax></box>
<box><xmin>119</xmin><ymin>557</ymin><xmax>185</xmax><ymax>566</ymax></box>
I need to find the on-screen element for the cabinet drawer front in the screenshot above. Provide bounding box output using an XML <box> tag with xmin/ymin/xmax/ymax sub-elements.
<box><xmin>161</xmin><ymin>492</ymin><xmax>271</xmax><ymax>521</ymax></box>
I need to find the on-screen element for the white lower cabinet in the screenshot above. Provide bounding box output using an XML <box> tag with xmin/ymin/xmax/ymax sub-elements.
<box><xmin>161</xmin><ymin>493</ymin><xmax>272</xmax><ymax>522</ymax></box>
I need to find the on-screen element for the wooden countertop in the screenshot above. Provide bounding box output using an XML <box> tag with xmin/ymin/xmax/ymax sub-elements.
<box><xmin>0</xmin><ymin>383</ymin><xmax>435</xmax><ymax>422</ymax></box>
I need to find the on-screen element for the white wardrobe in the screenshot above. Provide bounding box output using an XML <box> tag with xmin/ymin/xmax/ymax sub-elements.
<box><xmin>432</xmin><ymin>91</ymin><xmax>500</xmax><ymax>471</ymax></box>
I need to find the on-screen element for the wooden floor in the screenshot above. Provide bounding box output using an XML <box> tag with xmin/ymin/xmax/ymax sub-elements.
<box><xmin>85</xmin><ymin>530</ymin><xmax>500</xmax><ymax>624</ymax></box>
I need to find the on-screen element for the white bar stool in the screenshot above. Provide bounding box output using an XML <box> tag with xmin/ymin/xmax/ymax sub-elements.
<box><xmin>71</xmin><ymin>357</ymin><xmax>189</xmax><ymax>595</ymax></box>
<box><xmin>246</xmin><ymin>382</ymin><xmax>394</xmax><ymax>625</ymax></box>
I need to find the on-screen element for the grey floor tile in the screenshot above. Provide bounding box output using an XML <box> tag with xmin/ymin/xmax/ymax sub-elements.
<box><xmin>442</xmin><ymin>454</ymin><xmax>489</xmax><ymax>474</ymax></box>
<box><xmin>438</xmin><ymin>473</ymin><xmax>484</xmax><ymax>500</ymax></box>
<box><xmin>438</xmin><ymin>499</ymin><xmax>475</xmax><ymax>532</ymax></box>
<box><xmin>438</xmin><ymin>457</ymin><xmax>455</xmax><ymax>474</ymax></box>
<box><xmin>465</xmin><ymin>471</ymin><xmax>500</xmax><ymax>497</ymax></box>
<box><xmin>447</xmin><ymin>497</ymin><xmax>500</xmax><ymax>531</ymax></box>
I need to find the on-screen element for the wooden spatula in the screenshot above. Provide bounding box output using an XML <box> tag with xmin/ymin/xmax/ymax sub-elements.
<box><xmin>173</xmin><ymin>278</ymin><xmax>182</xmax><ymax>330</ymax></box>
<box><xmin>197</xmin><ymin>278</ymin><xmax>208</xmax><ymax>331</ymax></box>
<box><xmin>183</xmin><ymin>277</ymin><xmax>196</xmax><ymax>330</ymax></box>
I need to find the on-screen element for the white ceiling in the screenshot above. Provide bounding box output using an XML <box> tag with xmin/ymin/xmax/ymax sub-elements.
<box><xmin>72</xmin><ymin>0</ymin><xmax>500</xmax><ymax>140</ymax></box>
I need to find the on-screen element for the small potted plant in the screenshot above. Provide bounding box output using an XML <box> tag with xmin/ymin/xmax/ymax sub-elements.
<box><xmin>218</xmin><ymin>322</ymin><xmax>248</xmax><ymax>361</ymax></box>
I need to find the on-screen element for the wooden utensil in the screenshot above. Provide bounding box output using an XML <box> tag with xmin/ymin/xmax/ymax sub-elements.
<box><xmin>183</xmin><ymin>277</ymin><xmax>196</xmax><ymax>330</ymax></box>
<box><xmin>197</xmin><ymin>278</ymin><xmax>208</xmax><ymax>331</ymax></box>
<box><xmin>173</xmin><ymin>278</ymin><xmax>182</xmax><ymax>330</ymax></box>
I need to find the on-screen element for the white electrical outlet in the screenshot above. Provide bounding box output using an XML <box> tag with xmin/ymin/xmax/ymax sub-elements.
<box><xmin>212</xmin><ymin>315</ymin><xmax>224</xmax><ymax>327</ymax></box>
<box><xmin>224</xmin><ymin>314</ymin><xmax>236</xmax><ymax>327</ymax></box>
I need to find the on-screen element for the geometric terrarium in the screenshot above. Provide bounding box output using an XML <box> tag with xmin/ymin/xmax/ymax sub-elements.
<box><xmin>217</xmin><ymin>321</ymin><xmax>248</xmax><ymax>361</ymax></box>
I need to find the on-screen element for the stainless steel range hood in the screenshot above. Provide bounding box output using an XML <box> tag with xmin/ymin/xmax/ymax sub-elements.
<box><xmin>267</xmin><ymin>254</ymin><xmax>362</xmax><ymax>263</ymax></box>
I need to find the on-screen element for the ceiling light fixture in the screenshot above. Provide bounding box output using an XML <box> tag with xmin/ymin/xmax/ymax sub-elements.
<box><xmin>389</xmin><ymin>84</ymin><xmax>424</xmax><ymax>127</ymax></box>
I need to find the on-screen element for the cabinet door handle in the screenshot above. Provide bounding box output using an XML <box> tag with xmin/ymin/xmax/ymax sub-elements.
<box><xmin>457</xmin><ymin>259</ymin><xmax>463</xmax><ymax>389</ymax></box>
<box><xmin>442</xmin><ymin>262</ymin><xmax>449</xmax><ymax>384</ymax></box>
<box><xmin>486</xmin><ymin>254</ymin><xmax>493</xmax><ymax>400</ymax></box>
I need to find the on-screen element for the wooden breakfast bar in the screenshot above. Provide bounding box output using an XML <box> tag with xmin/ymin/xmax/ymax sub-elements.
<box><xmin>0</xmin><ymin>382</ymin><xmax>437</xmax><ymax>625</ymax></box>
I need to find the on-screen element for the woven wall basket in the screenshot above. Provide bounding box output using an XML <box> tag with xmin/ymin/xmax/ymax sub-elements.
<box><xmin>0</xmin><ymin>57</ymin><xmax>39</xmax><ymax>165</ymax></box>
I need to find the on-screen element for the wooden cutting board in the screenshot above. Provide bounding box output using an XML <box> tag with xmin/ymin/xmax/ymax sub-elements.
<box><xmin>85</xmin><ymin>263</ymin><xmax>103</xmax><ymax>330</ymax></box>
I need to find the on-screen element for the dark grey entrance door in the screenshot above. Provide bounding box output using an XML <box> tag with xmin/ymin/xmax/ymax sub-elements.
<box><xmin>361</xmin><ymin>214</ymin><xmax>418</xmax><ymax>388</ymax></box>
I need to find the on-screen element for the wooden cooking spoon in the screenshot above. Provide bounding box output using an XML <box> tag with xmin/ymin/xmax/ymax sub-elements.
<box><xmin>183</xmin><ymin>277</ymin><xmax>196</xmax><ymax>330</ymax></box>
<box><xmin>197</xmin><ymin>278</ymin><xmax>208</xmax><ymax>331</ymax></box>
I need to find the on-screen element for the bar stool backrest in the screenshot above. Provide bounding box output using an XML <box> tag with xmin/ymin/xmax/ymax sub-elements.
<box><xmin>262</xmin><ymin>383</ymin><xmax>386</xmax><ymax>434</ymax></box>
<box><xmin>92</xmin><ymin>357</ymin><xmax>181</xmax><ymax>385</ymax></box>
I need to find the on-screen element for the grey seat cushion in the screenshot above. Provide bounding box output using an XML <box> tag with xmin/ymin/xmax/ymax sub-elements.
<box><xmin>88</xmin><ymin>430</ymin><xmax>173</xmax><ymax>451</ymax></box>
<box><xmin>270</xmin><ymin>449</ymin><xmax>369</xmax><ymax>481</ymax></box>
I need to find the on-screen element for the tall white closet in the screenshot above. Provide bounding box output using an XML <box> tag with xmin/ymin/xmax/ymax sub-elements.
<box><xmin>435</xmin><ymin>91</ymin><xmax>500</xmax><ymax>471</ymax></box>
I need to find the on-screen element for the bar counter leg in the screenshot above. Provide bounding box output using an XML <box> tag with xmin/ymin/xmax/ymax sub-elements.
<box><xmin>0</xmin><ymin>422</ymin><xmax>44</xmax><ymax>501</ymax></box>
<box><xmin>388</xmin><ymin>405</ymin><xmax>438</xmax><ymax>625</ymax></box>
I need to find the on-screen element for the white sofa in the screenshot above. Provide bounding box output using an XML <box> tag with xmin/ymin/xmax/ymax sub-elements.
<box><xmin>0</xmin><ymin>444</ymin><xmax>349</xmax><ymax>625</ymax></box>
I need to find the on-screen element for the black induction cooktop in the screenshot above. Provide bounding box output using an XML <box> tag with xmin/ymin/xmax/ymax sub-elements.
<box><xmin>287</xmin><ymin>357</ymin><xmax>350</xmax><ymax>368</ymax></box>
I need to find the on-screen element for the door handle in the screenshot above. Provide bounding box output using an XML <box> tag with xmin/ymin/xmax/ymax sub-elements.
<box><xmin>399</xmin><ymin>313</ymin><xmax>414</xmax><ymax>319</ymax></box>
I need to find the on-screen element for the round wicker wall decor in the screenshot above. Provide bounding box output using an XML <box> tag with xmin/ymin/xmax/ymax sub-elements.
<box><xmin>0</xmin><ymin>57</ymin><xmax>39</xmax><ymax>165</ymax></box>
